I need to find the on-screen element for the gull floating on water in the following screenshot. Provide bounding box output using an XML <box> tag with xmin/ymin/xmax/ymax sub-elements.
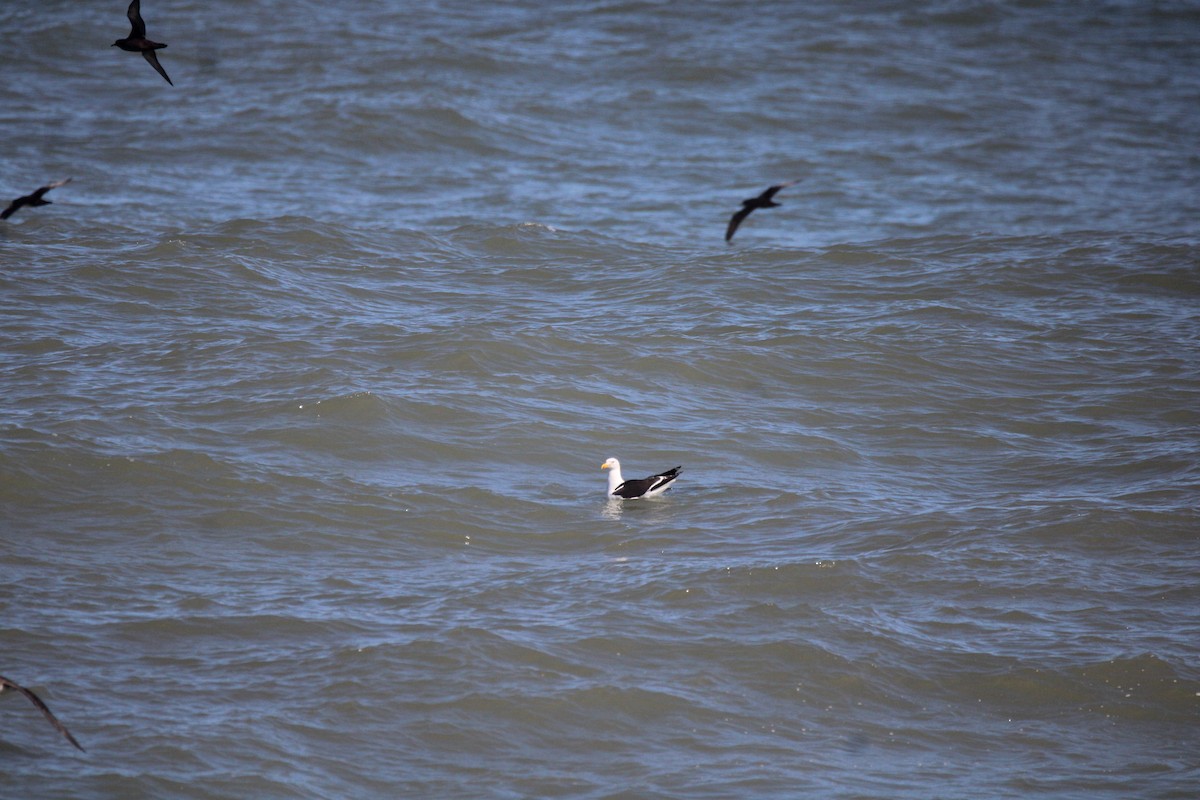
<box><xmin>0</xmin><ymin>675</ymin><xmax>85</xmax><ymax>752</ymax></box>
<box><xmin>113</xmin><ymin>0</ymin><xmax>173</xmax><ymax>86</ymax></box>
<box><xmin>1</xmin><ymin>178</ymin><xmax>72</xmax><ymax>220</ymax></box>
<box><xmin>602</xmin><ymin>457</ymin><xmax>682</xmax><ymax>499</ymax></box>
<box><xmin>725</xmin><ymin>181</ymin><xmax>798</xmax><ymax>243</ymax></box>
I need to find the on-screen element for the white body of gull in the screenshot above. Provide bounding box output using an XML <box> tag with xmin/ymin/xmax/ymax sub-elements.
<box><xmin>602</xmin><ymin>457</ymin><xmax>681</xmax><ymax>500</ymax></box>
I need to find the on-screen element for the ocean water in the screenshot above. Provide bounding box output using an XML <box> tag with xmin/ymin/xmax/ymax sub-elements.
<box><xmin>2</xmin><ymin>1</ymin><xmax>1198</xmax><ymax>798</ymax></box>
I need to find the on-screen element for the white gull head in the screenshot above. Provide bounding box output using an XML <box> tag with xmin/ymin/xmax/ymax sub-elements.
<box><xmin>601</xmin><ymin>457</ymin><xmax>624</xmax><ymax>497</ymax></box>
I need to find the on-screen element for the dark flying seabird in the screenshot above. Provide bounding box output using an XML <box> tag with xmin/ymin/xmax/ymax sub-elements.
<box><xmin>725</xmin><ymin>181</ymin><xmax>798</xmax><ymax>243</ymax></box>
<box><xmin>1</xmin><ymin>675</ymin><xmax>85</xmax><ymax>752</ymax></box>
<box><xmin>1</xmin><ymin>178</ymin><xmax>72</xmax><ymax>220</ymax></box>
<box><xmin>602</xmin><ymin>457</ymin><xmax>682</xmax><ymax>500</ymax></box>
<box><xmin>113</xmin><ymin>0</ymin><xmax>173</xmax><ymax>86</ymax></box>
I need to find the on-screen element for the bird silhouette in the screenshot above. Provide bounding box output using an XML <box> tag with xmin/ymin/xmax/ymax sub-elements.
<box><xmin>725</xmin><ymin>181</ymin><xmax>798</xmax><ymax>243</ymax></box>
<box><xmin>113</xmin><ymin>0</ymin><xmax>173</xmax><ymax>86</ymax></box>
<box><xmin>1</xmin><ymin>178</ymin><xmax>72</xmax><ymax>220</ymax></box>
<box><xmin>1</xmin><ymin>675</ymin><xmax>85</xmax><ymax>752</ymax></box>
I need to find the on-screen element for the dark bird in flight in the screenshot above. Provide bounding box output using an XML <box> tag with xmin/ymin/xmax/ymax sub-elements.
<box><xmin>725</xmin><ymin>181</ymin><xmax>798</xmax><ymax>243</ymax></box>
<box><xmin>113</xmin><ymin>0</ymin><xmax>173</xmax><ymax>86</ymax></box>
<box><xmin>1</xmin><ymin>178</ymin><xmax>72</xmax><ymax>220</ymax></box>
<box><xmin>1</xmin><ymin>675</ymin><xmax>86</xmax><ymax>752</ymax></box>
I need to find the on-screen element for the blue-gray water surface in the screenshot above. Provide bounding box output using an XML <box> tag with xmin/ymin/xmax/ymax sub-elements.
<box><xmin>2</xmin><ymin>1</ymin><xmax>1198</xmax><ymax>798</ymax></box>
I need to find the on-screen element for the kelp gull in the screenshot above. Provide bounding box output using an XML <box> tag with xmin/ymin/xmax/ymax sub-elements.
<box><xmin>602</xmin><ymin>457</ymin><xmax>681</xmax><ymax>500</ymax></box>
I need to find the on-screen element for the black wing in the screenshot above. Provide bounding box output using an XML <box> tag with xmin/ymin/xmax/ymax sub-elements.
<box><xmin>760</xmin><ymin>179</ymin><xmax>800</xmax><ymax>203</ymax></box>
<box><xmin>127</xmin><ymin>0</ymin><xmax>146</xmax><ymax>39</ymax></box>
<box><xmin>0</xmin><ymin>197</ymin><xmax>25</xmax><ymax>220</ymax></box>
<box><xmin>1</xmin><ymin>676</ymin><xmax>86</xmax><ymax>752</ymax></box>
<box><xmin>612</xmin><ymin>477</ymin><xmax>652</xmax><ymax>498</ymax></box>
<box><xmin>27</xmin><ymin>178</ymin><xmax>71</xmax><ymax>203</ymax></box>
<box><xmin>651</xmin><ymin>465</ymin><xmax>682</xmax><ymax>484</ymax></box>
<box><xmin>143</xmin><ymin>50</ymin><xmax>173</xmax><ymax>85</ymax></box>
<box><xmin>725</xmin><ymin>204</ymin><xmax>754</xmax><ymax>242</ymax></box>
<box><xmin>613</xmin><ymin>466</ymin><xmax>681</xmax><ymax>498</ymax></box>
<box><xmin>759</xmin><ymin>184</ymin><xmax>785</xmax><ymax>202</ymax></box>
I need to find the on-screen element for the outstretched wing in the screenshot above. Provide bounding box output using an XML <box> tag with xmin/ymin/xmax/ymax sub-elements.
<box><xmin>1</xmin><ymin>676</ymin><xmax>86</xmax><ymax>752</ymax></box>
<box><xmin>127</xmin><ymin>0</ymin><xmax>146</xmax><ymax>39</ymax></box>
<box><xmin>143</xmin><ymin>50</ymin><xmax>173</xmax><ymax>85</ymax></box>
<box><xmin>761</xmin><ymin>179</ymin><xmax>799</xmax><ymax>203</ymax></box>
<box><xmin>760</xmin><ymin>184</ymin><xmax>785</xmax><ymax>202</ymax></box>
<box><xmin>27</xmin><ymin>178</ymin><xmax>72</xmax><ymax>203</ymax></box>
<box><xmin>725</xmin><ymin>204</ymin><xmax>754</xmax><ymax>242</ymax></box>
<box><xmin>0</xmin><ymin>198</ymin><xmax>24</xmax><ymax>220</ymax></box>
